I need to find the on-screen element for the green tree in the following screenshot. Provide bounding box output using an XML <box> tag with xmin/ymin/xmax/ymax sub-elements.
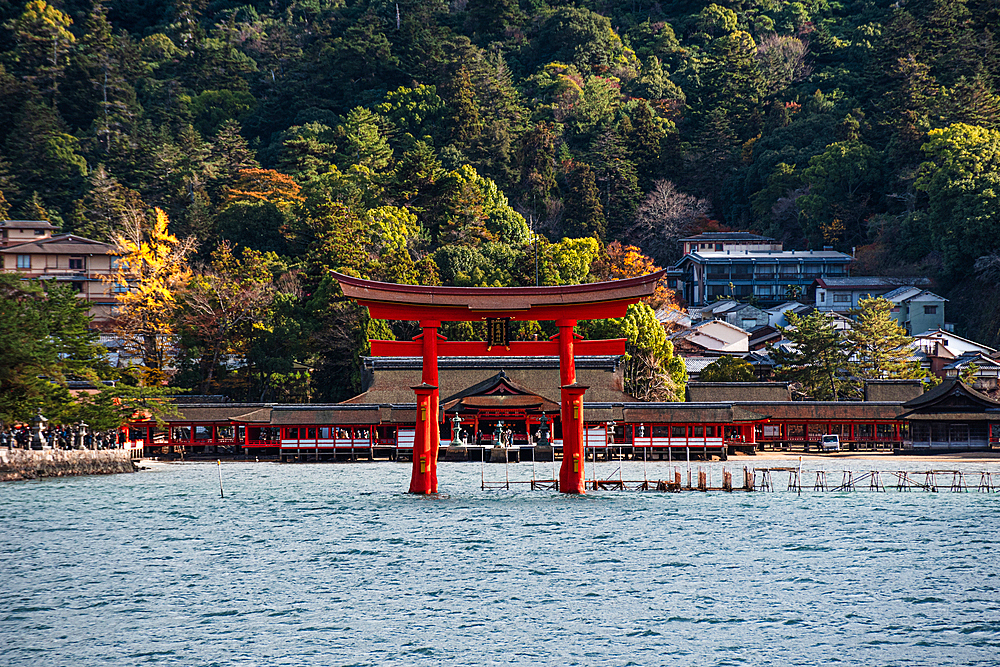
<box><xmin>847</xmin><ymin>296</ymin><xmax>927</xmax><ymax>382</ymax></box>
<box><xmin>445</xmin><ymin>66</ymin><xmax>482</xmax><ymax>151</ymax></box>
<box><xmin>68</xmin><ymin>164</ymin><xmax>145</xmax><ymax>241</ymax></box>
<box><xmin>580</xmin><ymin>302</ymin><xmax>686</xmax><ymax>402</ymax></box>
<box><xmin>562</xmin><ymin>162</ymin><xmax>605</xmax><ymax>240</ymax></box>
<box><xmin>589</xmin><ymin>128</ymin><xmax>640</xmax><ymax>241</ymax></box>
<box><xmin>700</xmin><ymin>356</ymin><xmax>756</xmax><ymax>382</ymax></box>
<box><xmin>0</xmin><ymin>274</ymin><xmax>109</xmax><ymax>425</ymax></box>
<box><xmin>770</xmin><ymin>310</ymin><xmax>852</xmax><ymax>400</ymax></box>
<box><xmin>7</xmin><ymin>0</ymin><xmax>75</xmax><ymax>102</ymax></box>
<box><xmin>916</xmin><ymin>123</ymin><xmax>1000</xmax><ymax>278</ymax></box>
<box><xmin>336</xmin><ymin>107</ymin><xmax>393</xmax><ymax>172</ymax></box>
<box><xmin>798</xmin><ymin>139</ymin><xmax>880</xmax><ymax>246</ymax></box>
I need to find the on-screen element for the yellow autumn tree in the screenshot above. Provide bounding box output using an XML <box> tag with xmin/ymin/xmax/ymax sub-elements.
<box><xmin>106</xmin><ymin>207</ymin><xmax>196</xmax><ymax>386</ymax></box>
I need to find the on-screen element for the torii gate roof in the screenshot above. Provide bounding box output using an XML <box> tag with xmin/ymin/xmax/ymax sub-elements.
<box><xmin>332</xmin><ymin>270</ymin><xmax>666</xmax><ymax>322</ymax></box>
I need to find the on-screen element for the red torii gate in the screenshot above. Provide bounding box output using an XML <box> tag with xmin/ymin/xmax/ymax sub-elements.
<box><xmin>333</xmin><ymin>271</ymin><xmax>664</xmax><ymax>494</ymax></box>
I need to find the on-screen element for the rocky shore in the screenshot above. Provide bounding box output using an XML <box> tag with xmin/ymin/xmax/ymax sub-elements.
<box><xmin>0</xmin><ymin>449</ymin><xmax>137</xmax><ymax>482</ymax></box>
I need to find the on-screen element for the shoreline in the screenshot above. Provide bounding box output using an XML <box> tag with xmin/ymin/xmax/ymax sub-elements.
<box><xmin>730</xmin><ymin>450</ymin><xmax>1000</xmax><ymax>463</ymax></box>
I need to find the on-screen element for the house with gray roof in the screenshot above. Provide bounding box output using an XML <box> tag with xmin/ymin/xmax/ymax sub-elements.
<box><xmin>691</xmin><ymin>299</ymin><xmax>768</xmax><ymax>330</ymax></box>
<box><xmin>813</xmin><ymin>276</ymin><xmax>931</xmax><ymax>312</ymax></box>
<box><xmin>882</xmin><ymin>286</ymin><xmax>948</xmax><ymax>334</ymax></box>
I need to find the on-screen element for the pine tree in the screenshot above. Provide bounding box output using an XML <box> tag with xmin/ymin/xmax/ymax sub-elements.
<box><xmin>623</xmin><ymin>100</ymin><xmax>667</xmax><ymax>189</ymax></box>
<box><xmin>848</xmin><ymin>296</ymin><xmax>927</xmax><ymax>381</ymax></box>
<box><xmin>211</xmin><ymin>120</ymin><xmax>260</xmax><ymax>195</ymax></box>
<box><xmin>446</xmin><ymin>66</ymin><xmax>482</xmax><ymax>151</ymax></box>
<box><xmin>588</xmin><ymin>128</ymin><xmax>640</xmax><ymax>240</ymax></box>
<box><xmin>69</xmin><ymin>164</ymin><xmax>145</xmax><ymax>241</ymax></box>
<box><xmin>562</xmin><ymin>162</ymin><xmax>605</xmax><ymax>240</ymax></box>
<box><xmin>771</xmin><ymin>310</ymin><xmax>853</xmax><ymax>400</ymax></box>
<box><xmin>7</xmin><ymin>0</ymin><xmax>76</xmax><ymax>103</ymax></box>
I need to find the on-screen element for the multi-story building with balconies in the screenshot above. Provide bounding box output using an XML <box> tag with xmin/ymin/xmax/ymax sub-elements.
<box><xmin>672</xmin><ymin>233</ymin><xmax>854</xmax><ymax>307</ymax></box>
<box><xmin>0</xmin><ymin>226</ymin><xmax>119</xmax><ymax>326</ymax></box>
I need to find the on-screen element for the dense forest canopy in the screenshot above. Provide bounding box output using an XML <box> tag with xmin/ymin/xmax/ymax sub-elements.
<box><xmin>1</xmin><ymin>0</ymin><xmax>999</xmax><ymax>408</ymax></box>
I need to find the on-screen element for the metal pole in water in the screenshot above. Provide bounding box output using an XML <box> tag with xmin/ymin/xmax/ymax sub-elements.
<box><xmin>217</xmin><ymin>459</ymin><xmax>224</xmax><ymax>498</ymax></box>
<box><xmin>797</xmin><ymin>456</ymin><xmax>802</xmax><ymax>497</ymax></box>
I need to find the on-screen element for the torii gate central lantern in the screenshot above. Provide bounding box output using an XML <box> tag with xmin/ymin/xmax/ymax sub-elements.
<box><xmin>333</xmin><ymin>271</ymin><xmax>665</xmax><ymax>494</ymax></box>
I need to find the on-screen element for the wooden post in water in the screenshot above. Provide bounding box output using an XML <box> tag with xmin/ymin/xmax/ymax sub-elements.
<box><xmin>217</xmin><ymin>460</ymin><xmax>224</xmax><ymax>498</ymax></box>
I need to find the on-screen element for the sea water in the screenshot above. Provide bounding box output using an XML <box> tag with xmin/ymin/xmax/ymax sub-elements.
<box><xmin>2</xmin><ymin>459</ymin><xmax>999</xmax><ymax>666</ymax></box>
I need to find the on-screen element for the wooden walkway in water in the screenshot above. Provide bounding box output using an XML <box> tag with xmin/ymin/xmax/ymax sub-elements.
<box><xmin>482</xmin><ymin>465</ymin><xmax>1000</xmax><ymax>493</ymax></box>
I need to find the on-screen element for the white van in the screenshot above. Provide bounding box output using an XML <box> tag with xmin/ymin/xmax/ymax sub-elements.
<box><xmin>819</xmin><ymin>434</ymin><xmax>841</xmax><ymax>452</ymax></box>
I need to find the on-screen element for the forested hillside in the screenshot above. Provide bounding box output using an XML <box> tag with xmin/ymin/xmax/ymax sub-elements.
<box><xmin>1</xmin><ymin>0</ymin><xmax>998</xmax><ymax>404</ymax></box>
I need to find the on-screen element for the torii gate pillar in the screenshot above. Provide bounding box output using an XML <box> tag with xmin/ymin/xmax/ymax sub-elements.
<box><xmin>410</xmin><ymin>320</ymin><xmax>441</xmax><ymax>494</ymax></box>
<box><xmin>556</xmin><ymin>320</ymin><xmax>587</xmax><ymax>494</ymax></box>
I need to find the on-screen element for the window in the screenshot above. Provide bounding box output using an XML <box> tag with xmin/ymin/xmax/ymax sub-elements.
<box><xmin>779</xmin><ymin>265</ymin><xmax>798</xmax><ymax>277</ymax></box>
<box><xmin>16</xmin><ymin>254</ymin><xmax>30</xmax><ymax>269</ymax></box>
<box><xmin>715</xmin><ymin>243</ymin><xmax>723</xmax><ymax>250</ymax></box>
<box><xmin>69</xmin><ymin>256</ymin><xmax>84</xmax><ymax>270</ymax></box>
<box><xmin>924</xmin><ymin>305</ymin><xmax>937</xmax><ymax>315</ymax></box>
<box><xmin>171</xmin><ymin>426</ymin><xmax>191</xmax><ymax>441</ymax></box>
<box><xmin>113</xmin><ymin>282</ymin><xmax>128</xmax><ymax>293</ymax></box>
<box><xmin>34</xmin><ymin>229</ymin><xmax>45</xmax><ymax>236</ymax></box>
<box><xmin>217</xmin><ymin>426</ymin><xmax>234</xmax><ymax>441</ymax></box>
<box><xmin>71</xmin><ymin>281</ymin><xmax>84</xmax><ymax>293</ymax></box>
<box><xmin>194</xmin><ymin>425</ymin><xmax>212</xmax><ymax>441</ymax></box>
<box><xmin>833</xmin><ymin>294</ymin><xmax>852</xmax><ymax>303</ymax></box>
<box><xmin>755</xmin><ymin>285</ymin><xmax>774</xmax><ymax>296</ymax></box>
<box><xmin>730</xmin><ymin>264</ymin><xmax>752</xmax><ymax>280</ymax></box>
<box><xmin>802</xmin><ymin>263</ymin><xmax>823</xmax><ymax>278</ymax></box>
<box><xmin>286</xmin><ymin>427</ymin><xmax>299</xmax><ymax>439</ymax></box>
<box><xmin>948</xmin><ymin>423</ymin><xmax>969</xmax><ymax>443</ymax></box>
<box><xmin>671</xmin><ymin>425</ymin><xmax>687</xmax><ymax>438</ymax></box>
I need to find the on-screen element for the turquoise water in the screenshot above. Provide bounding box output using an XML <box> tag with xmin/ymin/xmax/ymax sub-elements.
<box><xmin>2</xmin><ymin>460</ymin><xmax>999</xmax><ymax>666</ymax></box>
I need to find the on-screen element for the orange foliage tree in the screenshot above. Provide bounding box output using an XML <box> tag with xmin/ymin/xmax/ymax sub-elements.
<box><xmin>592</xmin><ymin>241</ymin><xmax>680</xmax><ymax>311</ymax></box>
<box><xmin>223</xmin><ymin>168</ymin><xmax>305</xmax><ymax>211</ymax></box>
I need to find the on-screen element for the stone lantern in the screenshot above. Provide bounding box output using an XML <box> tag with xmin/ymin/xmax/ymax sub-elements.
<box><xmin>77</xmin><ymin>421</ymin><xmax>89</xmax><ymax>449</ymax></box>
<box><xmin>534</xmin><ymin>413</ymin><xmax>554</xmax><ymax>462</ymax></box>
<box><xmin>444</xmin><ymin>413</ymin><xmax>468</xmax><ymax>462</ymax></box>
<box><xmin>31</xmin><ymin>411</ymin><xmax>47</xmax><ymax>450</ymax></box>
<box><xmin>538</xmin><ymin>413</ymin><xmax>550</xmax><ymax>448</ymax></box>
<box><xmin>450</xmin><ymin>414</ymin><xmax>463</xmax><ymax>447</ymax></box>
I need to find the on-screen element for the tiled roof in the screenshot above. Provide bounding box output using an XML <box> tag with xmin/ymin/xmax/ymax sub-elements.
<box><xmin>0</xmin><ymin>233</ymin><xmax>112</xmax><ymax>254</ymax></box>
<box><xmin>814</xmin><ymin>276</ymin><xmax>927</xmax><ymax>289</ymax></box>
<box><xmin>680</xmin><ymin>249</ymin><xmax>852</xmax><ymax>262</ymax></box>
<box><xmin>679</xmin><ymin>232</ymin><xmax>774</xmax><ymax>242</ymax></box>
<box><xmin>0</xmin><ymin>219</ymin><xmax>58</xmax><ymax>229</ymax></box>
